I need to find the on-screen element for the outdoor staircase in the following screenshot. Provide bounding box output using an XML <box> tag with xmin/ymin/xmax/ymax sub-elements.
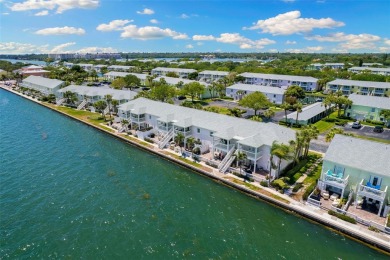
<box><xmin>118</xmin><ymin>126</ymin><xmax>126</xmax><ymax>133</ymax></box>
<box><xmin>77</xmin><ymin>100</ymin><xmax>88</xmax><ymax>110</ymax></box>
<box><xmin>220</xmin><ymin>156</ymin><xmax>236</xmax><ymax>173</ymax></box>
<box><xmin>56</xmin><ymin>98</ymin><xmax>66</xmax><ymax>106</ymax></box>
<box><xmin>218</xmin><ymin>147</ymin><xmax>236</xmax><ymax>170</ymax></box>
<box><xmin>158</xmin><ymin>128</ymin><xmax>174</xmax><ymax>149</ymax></box>
<box><xmin>103</xmin><ymin>106</ymin><xmax>110</xmax><ymax>115</ymax></box>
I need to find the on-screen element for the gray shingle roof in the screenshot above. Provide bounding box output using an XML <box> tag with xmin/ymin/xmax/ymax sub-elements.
<box><xmin>349</xmin><ymin>67</ymin><xmax>390</xmax><ymax>73</ymax></box>
<box><xmin>58</xmin><ymin>85</ymin><xmax>137</xmax><ymax>101</ymax></box>
<box><xmin>227</xmin><ymin>83</ymin><xmax>285</xmax><ymax>95</ymax></box>
<box><xmin>239</xmin><ymin>72</ymin><xmax>318</xmax><ymax>83</ymax></box>
<box><xmin>22</xmin><ymin>76</ymin><xmax>64</xmax><ymax>89</ymax></box>
<box><xmin>152</xmin><ymin>67</ymin><xmax>196</xmax><ymax>73</ymax></box>
<box><xmin>104</xmin><ymin>71</ymin><xmax>130</xmax><ymax>77</ymax></box>
<box><xmin>327</xmin><ymin>79</ymin><xmax>390</xmax><ymax>89</ymax></box>
<box><xmin>324</xmin><ymin>135</ymin><xmax>390</xmax><ymax>177</ymax></box>
<box><xmin>198</xmin><ymin>70</ymin><xmax>229</xmax><ymax>76</ymax></box>
<box><xmin>108</xmin><ymin>65</ymin><xmax>133</xmax><ymax>70</ymax></box>
<box><xmin>287</xmin><ymin>102</ymin><xmax>328</xmax><ymax>121</ymax></box>
<box><xmin>118</xmin><ymin>98</ymin><xmax>295</xmax><ymax>147</ymax></box>
<box><xmin>154</xmin><ymin>76</ymin><xmax>209</xmax><ymax>86</ymax></box>
<box><xmin>349</xmin><ymin>94</ymin><xmax>390</xmax><ymax>110</ymax></box>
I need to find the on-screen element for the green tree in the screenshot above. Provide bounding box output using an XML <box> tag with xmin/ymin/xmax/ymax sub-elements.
<box><xmin>165</xmin><ymin>71</ymin><xmax>179</xmax><ymax>78</ymax></box>
<box><xmin>174</xmin><ymin>132</ymin><xmax>185</xmax><ymax>151</ymax></box>
<box><xmin>294</xmin><ymin>102</ymin><xmax>303</xmax><ymax>125</ymax></box>
<box><xmin>89</xmin><ymin>69</ymin><xmax>98</xmax><ymax>82</ymax></box>
<box><xmin>272</xmin><ymin>142</ymin><xmax>293</xmax><ymax>178</ymax></box>
<box><xmin>380</xmin><ymin>109</ymin><xmax>390</xmax><ymax>126</ymax></box>
<box><xmin>93</xmin><ymin>100</ymin><xmax>107</xmax><ymax>120</ymax></box>
<box><xmin>187</xmin><ymin>72</ymin><xmax>198</xmax><ymax>80</ymax></box>
<box><xmin>250</xmin><ymin>115</ymin><xmax>263</xmax><ymax>122</ymax></box>
<box><xmin>234</xmin><ymin>75</ymin><xmax>245</xmax><ymax>83</ymax></box>
<box><xmin>263</xmin><ymin>108</ymin><xmax>275</xmax><ymax>120</ymax></box>
<box><xmin>104</xmin><ymin>94</ymin><xmax>113</xmax><ymax>118</ymax></box>
<box><xmin>123</xmin><ymin>74</ymin><xmax>141</xmax><ymax>90</ymax></box>
<box><xmin>150</xmin><ymin>83</ymin><xmax>176</xmax><ymax>102</ymax></box>
<box><xmin>281</xmin><ymin>102</ymin><xmax>290</xmax><ymax>124</ymax></box>
<box><xmin>322</xmin><ymin>95</ymin><xmax>333</xmax><ymax>118</ymax></box>
<box><xmin>111</xmin><ymin>77</ymin><xmax>127</xmax><ymax>90</ymax></box>
<box><xmin>181</xmin><ymin>82</ymin><xmax>205</xmax><ymax>102</ymax></box>
<box><xmin>121</xmin><ymin>119</ymin><xmax>129</xmax><ymax>132</ymax></box>
<box><xmin>111</xmin><ymin>99</ymin><xmax>119</xmax><ymax>114</ymax></box>
<box><xmin>63</xmin><ymin>91</ymin><xmax>78</xmax><ymax>105</ymax></box>
<box><xmin>325</xmin><ymin>128</ymin><xmax>345</xmax><ymax>142</ymax></box>
<box><xmin>285</xmin><ymin>85</ymin><xmax>306</xmax><ymax>105</ymax></box>
<box><xmin>235</xmin><ymin>151</ymin><xmax>247</xmax><ymax>175</ymax></box>
<box><xmin>186</xmin><ymin>136</ymin><xmax>196</xmax><ymax>150</ymax></box>
<box><xmin>238</xmin><ymin>91</ymin><xmax>270</xmax><ymax>116</ymax></box>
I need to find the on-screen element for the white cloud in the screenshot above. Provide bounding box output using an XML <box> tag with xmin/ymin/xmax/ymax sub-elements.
<box><xmin>50</xmin><ymin>42</ymin><xmax>76</xmax><ymax>53</ymax></box>
<box><xmin>35</xmin><ymin>26</ymin><xmax>85</xmax><ymax>35</ymax></box>
<box><xmin>285</xmin><ymin>46</ymin><xmax>324</xmax><ymax>53</ymax></box>
<box><xmin>244</xmin><ymin>10</ymin><xmax>344</xmax><ymax>35</ymax></box>
<box><xmin>2</xmin><ymin>12</ymin><xmax>10</xmax><ymax>15</ymax></box>
<box><xmin>180</xmin><ymin>13</ymin><xmax>189</xmax><ymax>19</ymax></box>
<box><xmin>285</xmin><ymin>40</ymin><xmax>297</xmax><ymax>45</ymax></box>
<box><xmin>34</xmin><ymin>10</ymin><xmax>48</xmax><ymax>16</ymax></box>
<box><xmin>379</xmin><ymin>47</ymin><xmax>390</xmax><ymax>52</ymax></box>
<box><xmin>150</xmin><ymin>19</ymin><xmax>159</xmax><ymax>24</ymax></box>
<box><xmin>0</xmin><ymin>42</ymin><xmax>50</xmax><ymax>54</ymax></box>
<box><xmin>305</xmin><ymin>32</ymin><xmax>381</xmax><ymax>50</ymax></box>
<box><xmin>197</xmin><ymin>42</ymin><xmax>203</xmax><ymax>46</ymax></box>
<box><xmin>10</xmin><ymin>0</ymin><xmax>99</xmax><ymax>14</ymax></box>
<box><xmin>192</xmin><ymin>35</ymin><xmax>216</xmax><ymax>41</ymax></box>
<box><xmin>121</xmin><ymin>25</ymin><xmax>188</xmax><ymax>40</ymax></box>
<box><xmin>96</xmin><ymin>20</ymin><xmax>132</xmax><ymax>31</ymax></box>
<box><xmin>185</xmin><ymin>44</ymin><xmax>194</xmax><ymax>49</ymax></box>
<box><xmin>384</xmin><ymin>39</ymin><xmax>390</xmax><ymax>45</ymax></box>
<box><xmin>76</xmin><ymin>46</ymin><xmax>118</xmax><ymax>53</ymax></box>
<box><xmin>137</xmin><ymin>8</ymin><xmax>154</xmax><ymax>15</ymax></box>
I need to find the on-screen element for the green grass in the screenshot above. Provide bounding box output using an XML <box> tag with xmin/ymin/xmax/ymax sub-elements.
<box><xmin>303</xmin><ymin>162</ymin><xmax>322</xmax><ymax>185</ymax></box>
<box><xmin>313</xmin><ymin>120</ymin><xmax>335</xmax><ymax>133</ymax></box>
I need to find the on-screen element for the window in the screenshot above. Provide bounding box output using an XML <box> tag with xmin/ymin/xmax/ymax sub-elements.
<box><xmin>197</xmin><ymin>128</ymin><xmax>200</xmax><ymax>133</ymax></box>
<box><xmin>210</xmin><ymin>131</ymin><xmax>213</xmax><ymax>137</ymax></box>
<box><xmin>372</xmin><ymin>177</ymin><xmax>378</xmax><ymax>186</ymax></box>
<box><xmin>273</xmin><ymin>94</ymin><xmax>276</xmax><ymax>98</ymax></box>
<box><xmin>149</xmin><ymin>115</ymin><xmax>151</xmax><ymax>119</ymax></box>
<box><xmin>371</xmin><ymin>107</ymin><xmax>375</xmax><ymax>112</ymax></box>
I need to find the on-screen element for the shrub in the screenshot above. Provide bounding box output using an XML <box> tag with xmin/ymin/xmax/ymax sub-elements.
<box><xmin>272</xmin><ymin>179</ymin><xmax>289</xmax><ymax>190</ymax></box>
<box><xmin>328</xmin><ymin>210</ymin><xmax>357</xmax><ymax>224</ymax></box>
<box><xmin>292</xmin><ymin>183</ymin><xmax>303</xmax><ymax>192</ymax></box>
<box><xmin>260</xmin><ymin>181</ymin><xmax>268</xmax><ymax>187</ymax></box>
<box><xmin>303</xmin><ymin>182</ymin><xmax>316</xmax><ymax>200</ymax></box>
<box><xmin>144</xmin><ymin>138</ymin><xmax>154</xmax><ymax>144</ymax></box>
<box><xmin>368</xmin><ymin>226</ymin><xmax>380</xmax><ymax>233</ymax></box>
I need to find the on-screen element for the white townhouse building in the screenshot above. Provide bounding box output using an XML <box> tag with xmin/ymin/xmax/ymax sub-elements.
<box><xmin>326</xmin><ymin>79</ymin><xmax>390</xmax><ymax>97</ymax></box>
<box><xmin>58</xmin><ymin>85</ymin><xmax>137</xmax><ymax>109</ymax></box>
<box><xmin>107</xmin><ymin>65</ymin><xmax>134</xmax><ymax>72</ymax></box>
<box><xmin>318</xmin><ymin>135</ymin><xmax>390</xmax><ymax>217</ymax></box>
<box><xmin>308</xmin><ymin>63</ymin><xmax>345</xmax><ymax>71</ymax></box>
<box><xmin>362</xmin><ymin>63</ymin><xmax>383</xmax><ymax>67</ymax></box>
<box><xmin>63</xmin><ymin>62</ymin><xmax>74</xmax><ymax>69</ymax></box>
<box><xmin>198</xmin><ymin>70</ymin><xmax>229</xmax><ymax>83</ymax></box>
<box><xmin>21</xmin><ymin>76</ymin><xmax>65</xmax><ymax>96</ymax></box>
<box><xmin>239</xmin><ymin>72</ymin><xmax>318</xmax><ymax>91</ymax></box>
<box><xmin>348</xmin><ymin>67</ymin><xmax>390</xmax><ymax>76</ymax></box>
<box><xmin>226</xmin><ymin>83</ymin><xmax>285</xmax><ymax>104</ymax></box>
<box><xmin>117</xmin><ymin>98</ymin><xmax>295</xmax><ymax>175</ymax></box>
<box><xmin>151</xmin><ymin>67</ymin><xmax>197</xmax><ymax>78</ymax></box>
<box><xmin>78</xmin><ymin>63</ymin><xmax>94</xmax><ymax>72</ymax></box>
<box><xmin>286</xmin><ymin>102</ymin><xmax>331</xmax><ymax>125</ymax></box>
<box><xmin>94</xmin><ymin>64</ymin><xmax>107</xmax><ymax>73</ymax></box>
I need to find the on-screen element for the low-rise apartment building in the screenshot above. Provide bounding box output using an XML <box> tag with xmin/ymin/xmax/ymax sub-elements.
<box><xmin>151</xmin><ymin>67</ymin><xmax>197</xmax><ymax>78</ymax></box>
<box><xmin>226</xmin><ymin>83</ymin><xmax>285</xmax><ymax>104</ymax></box>
<box><xmin>21</xmin><ymin>75</ymin><xmax>64</xmax><ymax>96</ymax></box>
<box><xmin>326</xmin><ymin>79</ymin><xmax>390</xmax><ymax>97</ymax></box>
<box><xmin>198</xmin><ymin>70</ymin><xmax>229</xmax><ymax>83</ymax></box>
<box><xmin>348</xmin><ymin>67</ymin><xmax>390</xmax><ymax>76</ymax></box>
<box><xmin>239</xmin><ymin>72</ymin><xmax>318</xmax><ymax>91</ymax></box>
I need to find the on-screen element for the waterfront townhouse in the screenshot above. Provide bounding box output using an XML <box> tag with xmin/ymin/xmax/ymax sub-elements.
<box><xmin>286</xmin><ymin>102</ymin><xmax>331</xmax><ymax>125</ymax></box>
<box><xmin>326</xmin><ymin>79</ymin><xmax>390</xmax><ymax>97</ymax></box>
<box><xmin>239</xmin><ymin>72</ymin><xmax>318</xmax><ymax>91</ymax></box>
<box><xmin>348</xmin><ymin>67</ymin><xmax>390</xmax><ymax>76</ymax></box>
<box><xmin>153</xmin><ymin>76</ymin><xmax>211</xmax><ymax>98</ymax></box>
<box><xmin>118</xmin><ymin>98</ymin><xmax>295</xmax><ymax>175</ymax></box>
<box><xmin>318</xmin><ymin>135</ymin><xmax>390</xmax><ymax>217</ymax></box>
<box><xmin>151</xmin><ymin>67</ymin><xmax>197</xmax><ymax>78</ymax></box>
<box><xmin>198</xmin><ymin>70</ymin><xmax>229</xmax><ymax>83</ymax></box>
<box><xmin>58</xmin><ymin>85</ymin><xmax>137</xmax><ymax>110</ymax></box>
<box><xmin>226</xmin><ymin>83</ymin><xmax>285</xmax><ymax>104</ymax></box>
<box><xmin>17</xmin><ymin>65</ymin><xmax>49</xmax><ymax>77</ymax></box>
<box><xmin>345</xmin><ymin>94</ymin><xmax>390</xmax><ymax>126</ymax></box>
<box><xmin>307</xmin><ymin>63</ymin><xmax>345</xmax><ymax>71</ymax></box>
<box><xmin>78</xmin><ymin>63</ymin><xmax>94</xmax><ymax>72</ymax></box>
<box><xmin>93</xmin><ymin>64</ymin><xmax>107</xmax><ymax>73</ymax></box>
<box><xmin>107</xmin><ymin>65</ymin><xmax>134</xmax><ymax>72</ymax></box>
<box><xmin>21</xmin><ymin>76</ymin><xmax>64</xmax><ymax>96</ymax></box>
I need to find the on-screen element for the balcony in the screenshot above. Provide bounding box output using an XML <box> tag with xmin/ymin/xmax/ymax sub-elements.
<box><xmin>357</xmin><ymin>179</ymin><xmax>387</xmax><ymax>201</ymax></box>
<box><xmin>175</xmin><ymin>127</ymin><xmax>192</xmax><ymax>137</ymax></box>
<box><xmin>130</xmin><ymin>115</ymin><xmax>146</xmax><ymax>123</ymax></box>
<box><xmin>214</xmin><ymin>142</ymin><xmax>229</xmax><ymax>152</ymax></box>
<box><xmin>240</xmin><ymin>149</ymin><xmax>262</xmax><ymax>160</ymax></box>
<box><xmin>322</xmin><ymin>169</ymin><xmax>349</xmax><ymax>187</ymax></box>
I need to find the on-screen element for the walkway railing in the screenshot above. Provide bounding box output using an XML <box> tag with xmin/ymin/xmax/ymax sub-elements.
<box><xmin>56</xmin><ymin>98</ymin><xmax>66</xmax><ymax>106</ymax></box>
<box><xmin>218</xmin><ymin>146</ymin><xmax>235</xmax><ymax>170</ymax></box>
<box><xmin>158</xmin><ymin>128</ymin><xmax>174</xmax><ymax>149</ymax></box>
<box><xmin>220</xmin><ymin>156</ymin><xmax>236</xmax><ymax>174</ymax></box>
<box><xmin>77</xmin><ymin>100</ymin><xmax>88</xmax><ymax>110</ymax></box>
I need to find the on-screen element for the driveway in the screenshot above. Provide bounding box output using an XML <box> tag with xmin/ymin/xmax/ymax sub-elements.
<box><xmin>344</xmin><ymin>123</ymin><xmax>390</xmax><ymax>141</ymax></box>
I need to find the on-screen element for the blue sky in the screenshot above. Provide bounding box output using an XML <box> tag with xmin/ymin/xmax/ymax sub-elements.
<box><xmin>1</xmin><ymin>0</ymin><xmax>389</xmax><ymax>54</ymax></box>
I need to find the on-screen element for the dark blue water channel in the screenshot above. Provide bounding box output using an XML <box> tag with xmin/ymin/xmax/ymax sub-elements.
<box><xmin>0</xmin><ymin>89</ymin><xmax>387</xmax><ymax>259</ymax></box>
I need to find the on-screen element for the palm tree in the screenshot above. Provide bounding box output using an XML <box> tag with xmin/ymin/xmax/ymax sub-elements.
<box><xmin>104</xmin><ymin>94</ymin><xmax>113</xmax><ymax>118</ymax></box>
<box><xmin>271</xmin><ymin>142</ymin><xmax>293</xmax><ymax>179</ymax></box>
<box><xmin>322</xmin><ymin>96</ymin><xmax>333</xmax><ymax>118</ymax></box>
<box><xmin>235</xmin><ymin>151</ymin><xmax>247</xmax><ymax>175</ymax></box>
<box><xmin>301</xmin><ymin>125</ymin><xmax>319</xmax><ymax>157</ymax></box>
<box><xmin>380</xmin><ymin>109</ymin><xmax>390</xmax><ymax>127</ymax></box>
<box><xmin>236</xmin><ymin>90</ymin><xmax>245</xmax><ymax>100</ymax></box>
<box><xmin>269</xmin><ymin>141</ymin><xmax>280</xmax><ymax>181</ymax></box>
<box><xmin>111</xmin><ymin>99</ymin><xmax>119</xmax><ymax>115</ymax></box>
<box><xmin>93</xmin><ymin>100</ymin><xmax>107</xmax><ymax>120</ymax></box>
<box><xmin>186</xmin><ymin>136</ymin><xmax>196</xmax><ymax>151</ymax></box>
<box><xmin>263</xmin><ymin>109</ymin><xmax>275</xmax><ymax>121</ymax></box>
<box><xmin>63</xmin><ymin>91</ymin><xmax>78</xmax><ymax>105</ymax></box>
<box><xmin>294</xmin><ymin>102</ymin><xmax>303</xmax><ymax>126</ymax></box>
<box><xmin>281</xmin><ymin>102</ymin><xmax>290</xmax><ymax>125</ymax></box>
<box><xmin>121</xmin><ymin>119</ymin><xmax>129</xmax><ymax>132</ymax></box>
<box><xmin>174</xmin><ymin>132</ymin><xmax>185</xmax><ymax>152</ymax></box>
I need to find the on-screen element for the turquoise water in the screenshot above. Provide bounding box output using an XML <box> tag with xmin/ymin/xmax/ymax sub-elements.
<box><xmin>0</xmin><ymin>89</ymin><xmax>387</xmax><ymax>259</ymax></box>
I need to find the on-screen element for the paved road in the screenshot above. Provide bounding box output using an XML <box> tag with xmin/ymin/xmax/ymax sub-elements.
<box><xmin>343</xmin><ymin>122</ymin><xmax>390</xmax><ymax>140</ymax></box>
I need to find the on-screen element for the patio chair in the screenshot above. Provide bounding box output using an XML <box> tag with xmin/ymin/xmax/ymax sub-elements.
<box><xmin>322</xmin><ymin>191</ymin><xmax>330</xmax><ymax>200</ymax></box>
<box><xmin>330</xmin><ymin>193</ymin><xmax>339</xmax><ymax>201</ymax></box>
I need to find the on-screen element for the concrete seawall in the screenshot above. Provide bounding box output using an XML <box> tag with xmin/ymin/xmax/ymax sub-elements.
<box><xmin>2</xmin><ymin>85</ymin><xmax>389</xmax><ymax>254</ymax></box>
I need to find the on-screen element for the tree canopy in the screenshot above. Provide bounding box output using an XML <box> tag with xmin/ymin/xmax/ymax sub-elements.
<box><xmin>238</xmin><ymin>91</ymin><xmax>270</xmax><ymax>115</ymax></box>
<box><xmin>181</xmin><ymin>82</ymin><xmax>205</xmax><ymax>102</ymax></box>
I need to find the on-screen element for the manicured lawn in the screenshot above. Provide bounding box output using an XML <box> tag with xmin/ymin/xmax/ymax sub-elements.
<box><xmin>313</xmin><ymin>120</ymin><xmax>335</xmax><ymax>133</ymax></box>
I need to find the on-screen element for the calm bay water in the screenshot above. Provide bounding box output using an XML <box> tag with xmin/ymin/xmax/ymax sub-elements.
<box><xmin>0</xmin><ymin>89</ymin><xmax>387</xmax><ymax>259</ymax></box>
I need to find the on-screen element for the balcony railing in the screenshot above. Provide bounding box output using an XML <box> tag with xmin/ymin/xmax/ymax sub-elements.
<box><xmin>130</xmin><ymin>116</ymin><xmax>145</xmax><ymax>122</ymax></box>
<box><xmin>239</xmin><ymin>149</ymin><xmax>262</xmax><ymax>160</ymax></box>
<box><xmin>324</xmin><ymin>174</ymin><xmax>349</xmax><ymax>186</ymax></box>
<box><xmin>214</xmin><ymin>143</ymin><xmax>229</xmax><ymax>151</ymax></box>
<box><xmin>357</xmin><ymin>179</ymin><xmax>387</xmax><ymax>200</ymax></box>
<box><xmin>176</xmin><ymin>129</ymin><xmax>192</xmax><ymax>137</ymax></box>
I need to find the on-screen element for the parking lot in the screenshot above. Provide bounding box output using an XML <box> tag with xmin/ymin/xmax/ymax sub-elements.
<box><xmin>344</xmin><ymin>123</ymin><xmax>390</xmax><ymax>140</ymax></box>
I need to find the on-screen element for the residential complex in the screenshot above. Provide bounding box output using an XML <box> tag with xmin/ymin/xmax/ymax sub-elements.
<box><xmin>348</xmin><ymin>67</ymin><xmax>390</xmax><ymax>76</ymax></box>
<box><xmin>108</xmin><ymin>65</ymin><xmax>134</xmax><ymax>72</ymax></box>
<box><xmin>17</xmin><ymin>65</ymin><xmax>49</xmax><ymax>77</ymax></box>
<box><xmin>117</xmin><ymin>98</ymin><xmax>295</xmax><ymax>175</ymax></box>
<box><xmin>286</xmin><ymin>102</ymin><xmax>331</xmax><ymax>125</ymax></box>
<box><xmin>198</xmin><ymin>70</ymin><xmax>229</xmax><ymax>83</ymax></box>
<box><xmin>151</xmin><ymin>67</ymin><xmax>196</xmax><ymax>78</ymax></box>
<box><xmin>307</xmin><ymin>63</ymin><xmax>345</xmax><ymax>70</ymax></box>
<box><xmin>21</xmin><ymin>76</ymin><xmax>64</xmax><ymax>95</ymax></box>
<box><xmin>346</xmin><ymin>94</ymin><xmax>390</xmax><ymax>126</ymax></box>
<box><xmin>318</xmin><ymin>135</ymin><xmax>390</xmax><ymax>217</ymax></box>
<box><xmin>326</xmin><ymin>79</ymin><xmax>390</xmax><ymax>97</ymax></box>
<box><xmin>239</xmin><ymin>72</ymin><xmax>318</xmax><ymax>91</ymax></box>
<box><xmin>226</xmin><ymin>83</ymin><xmax>285</xmax><ymax>104</ymax></box>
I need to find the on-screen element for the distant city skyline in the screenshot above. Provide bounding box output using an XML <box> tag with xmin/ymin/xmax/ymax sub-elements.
<box><xmin>1</xmin><ymin>0</ymin><xmax>389</xmax><ymax>54</ymax></box>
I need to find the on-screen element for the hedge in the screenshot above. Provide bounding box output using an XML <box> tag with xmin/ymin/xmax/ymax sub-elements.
<box><xmin>303</xmin><ymin>182</ymin><xmax>317</xmax><ymax>200</ymax></box>
<box><xmin>328</xmin><ymin>210</ymin><xmax>357</xmax><ymax>224</ymax></box>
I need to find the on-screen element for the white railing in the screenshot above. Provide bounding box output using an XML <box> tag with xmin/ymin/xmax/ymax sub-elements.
<box><xmin>218</xmin><ymin>146</ymin><xmax>236</xmax><ymax>170</ymax></box>
<box><xmin>343</xmin><ymin>190</ymin><xmax>354</xmax><ymax>211</ymax></box>
<box><xmin>220</xmin><ymin>156</ymin><xmax>236</xmax><ymax>174</ymax></box>
<box><xmin>56</xmin><ymin>98</ymin><xmax>66</xmax><ymax>106</ymax></box>
<box><xmin>158</xmin><ymin>128</ymin><xmax>174</xmax><ymax>149</ymax></box>
<box><xmin>77</xmin><ymin>99</ymin><xmax>88</xmax><ymax>110</ymax></box>
<box><xmin>118</xmin><ymin>126</ymin><xmax>126</xmax><ymax>133</ymax></box>
<box><xmin>357</xmin><ymin>179</ymin><xmax>387</xmax><ymax>200</ymax></box>
<box><xmin>323</xmin><ymin>174</ymin><xmax>349</xmax><ymax>186</ymax></box>
<box><xmin>103</xmin><ymin>106</ymin><xmax>110</xmax><ymax>115</ymax></box>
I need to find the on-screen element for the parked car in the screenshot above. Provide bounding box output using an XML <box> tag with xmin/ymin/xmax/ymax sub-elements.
<box><xmin>352</xmin><ymin>121</ymin><xmax>362</xmax><ymax>129</ymax></box>
<box><xmin>177</xmin><ymin>95</ymin><xmax>186</xmax><ymax>100</ymax></box>
<box><xmin>373</xmin><ymin>125</ymin><xmax>384</xmax><ymax>133</ymax></box>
